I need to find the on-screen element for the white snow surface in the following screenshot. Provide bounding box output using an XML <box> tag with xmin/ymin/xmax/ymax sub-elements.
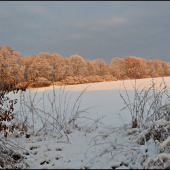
<box><xmin>34</xmin><ymin>76</ymin><xmax>170</xmax><ymax>92</ymax></box>
<box><xmin>3</xmin><ymin>77</ymin><xmax>170</xmax><ymax>169</ymax></box>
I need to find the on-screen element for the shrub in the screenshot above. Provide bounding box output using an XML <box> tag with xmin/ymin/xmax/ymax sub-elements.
<box><xmin>0</xmin><ymin>80</ymin><xmax>28</xmax><ymax>168</ymax></box>
<box><xmin>0</xmin><ymin>137</ymin><xmax>28</xmax><ymax>169</ymax></box>
<box><xmin>0</xmin><ymin>81</ymin><xmax>27</xmax><ymax>137</ymax></box>
<box><xmin>120</xmin><ymin>77</ymin><xmax>170</xmax><ymax>129</ymax></box>
<box><xmin>30</xmin><ymin>77</ymin><xmax>52</xmax><ymax>88</ymax></box>
<box><xmin>102</xmin><ymin>75</ymin><xmax>117</xmax><ymax>81</ymax></box>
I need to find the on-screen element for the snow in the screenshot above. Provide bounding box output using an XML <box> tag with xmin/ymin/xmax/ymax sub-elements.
<box><xmin>33</xmin><ymin>76</ymin><xmax>170</xmax><ymax>92</ymax></box>
<box><xmin>154</xmin><ymin>119</ymin><xmax>170</xmax><ymax>127</ymax></box>
<box><xmin>1</xmin><ymin>121</ymin><xmax>11</xmax><ymax>127</ymax></box>
<box><xmin>2</xmin><ymin>76</ymin><xmax>170</xmax><ymax>169</ymax></box>
<box><xmin>159</xmin><ymin>136</ymin><xmax>170</xmax><ymax>152</ymax></box>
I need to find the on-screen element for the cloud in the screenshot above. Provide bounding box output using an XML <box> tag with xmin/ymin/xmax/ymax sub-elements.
<box><xmin>75</xmin><ymin>16</ymin><xmax>127</xmax><ymax>32</ymax></box>
<box><xmin>0</xmin><ymin>1</ymin><xmax>170</xmax><ymax>63</ymax></box>
<box><xmin>29</xmin><ymin>6</ymin><xmax>47</xmax><ymax>16</ymax></box>
<box><xmin>38</xmin><ymin>32</ymin><xmax>93</xmax><ymax>47</ymax></box>
<box><xmin>64</xmin><ymin>32</ymin><xmax>93</xmax><ymax>41</ymax></box>
<box><xmin>96</xmin><ymin>16</ymin><xmax>126</xmax><ymax>26</ymax></box>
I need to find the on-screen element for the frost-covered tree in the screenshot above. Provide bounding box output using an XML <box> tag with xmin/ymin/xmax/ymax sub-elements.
<box><xmin>94</xmin><ymin>59</ymin><xmax>109</xmax><ymax>76</ymax></box>
<box><xmin>0</xmin><ymin>45</ymin><xmax>22</xmax><ymax>84</ymax></box>
<box><xmin>2</xmin><ymin>44</ymin><xmax>170</xmax><ymax>86</ymax></box>
<box><xmin>153</xmin><ymin>59</ymin><xmax>163</xmax><ymax>77</ymax></box>
<box><xmin>125</xmin><ymin>56</ymin><xmax>142</xmax><ymax>79</ymax></box>
<box><xmin>62</xmin><ymin>58</ymin><xmax>71</xmax><ymax>79</ymax></box>
<box><xmin>0</xmin><ymin>46</ymin><xmax>9</xmax><ymax>83</ymax></box>
<box><xmin>27</xmin><ymin>55</ymin><xmax>52</xmax><ymax>84</ymax></box>
<box><xmin>111</xmin><ymin>57</ymin><xmax>126</xmax><ymax>79</ymax></box>
<box><xmin>146</xmin><ymin>60</ymin><xmax>155</xmax><ymax>77</ymax></box>
<box><xmin>21</xmin><ymin>55</ymin><xmax>33</xmax><ymax>83</ymax></box>
<box><xmin>7</xmin><ymin>50</ymin><xmax>22</xmax><ymax>82</ymax></box>
<box><xmin>38</xmin><ymin>52</ymin><xmax>51</xmax><ymax>60</ymax></box>
<box><xmin>86</xmin><ymin>59</ymin><xmax>96</xmax><ymax>76</ymax></box>
<box><xmin>69</xmin><ymin>54</ymin><xmax>86</xmax><ymax>76</ymax></box>
<box><xmin>138</xmin><ymin>58</ymin><xmax>148</xmax><ymax>78</ymax></box>
<box><xmin>49</xmin><ymin>53</ymin><xmax>64</xmax><ymax>81</ymax></box>
<box><xmin>161</xmin><ymin>61</ymin><xmax>170</xmax><ymax>77</ymax></box>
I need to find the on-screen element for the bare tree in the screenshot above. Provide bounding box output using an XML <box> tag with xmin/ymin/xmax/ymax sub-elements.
<box><xmin>62</xmin><ymin>58</ymin><xmax>71</xmax><ymax>79</ymax></box>
<box><xmin>138</xmin><ymin>58</ymin><xmax>148</xmax><ymax>78</ymax></box>
<box><xmin>69</xmin><ymin>54</ymin><xmax>86</xmax><ymax>76</ymax></box>
<box><xmin>111</xmin><ymin>57</ymin><xmax>126</xmax><ymax>79</ymax></box>
<box><xmin>86</xmin><ymin>59</ymin><xmax>96</xmax><ymax>76</ymax></box>
<box><xmin>2</xmin><ymin>44</ymin><xmax>170</xmax><ymax>86</ymax></box>
<box><xmin>27</xmin><ymin>55</ymin><xmax>52</xmax><ymax>86</ymax></box>
<box><xmin>94</xmin><ymin>59</ymin><xmax>109</xmax><ymax>76</ymax></box>
<box><xmin>0</xmin><ymin>45</ymin><xmax>22</xmax><ymax>84</ymax></box>
<box><xmin>153</xmin><ymin>59</ymin><xmax>163</xmax><ymax>77</ymax></box>
<box><xmin>49</xmin><ymin>53</ymin><xmax>64</xmax><ymax>81</ymax></box>
<box><xmin>124</xmin><ymin>56</ymin><xmax>142</xmax><ymax>79</ymax></box>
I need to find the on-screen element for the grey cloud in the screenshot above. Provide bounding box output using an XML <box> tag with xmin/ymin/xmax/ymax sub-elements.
<box><xmin>0</xmin><ymin>1</ymin><xmax>170</xmax><ymax>63</ymax></box>
<box><xmin>74</xmin><ymin>16</ymin><xmax>128</xmax><ymax>33</ymax></box>
<box><xmin>96</xmin><ymin>16</ymin><xmax>126</xmax><ymax>26</ymax></box>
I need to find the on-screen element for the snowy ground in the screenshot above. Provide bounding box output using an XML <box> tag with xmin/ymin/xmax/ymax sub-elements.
<box><xmin>35</xmin><ymin>76</ymin><xmax>170</xmax><ymax>92</ymax></box>
<box><xmin>3</xmin><ymin>77</ymin><xmax>170</xmax><ymax>169</ymax></box>
<box><xmin>8</xmin><ymin>125</ymin><xmax>151</xmax><ymax>169</ymax></box>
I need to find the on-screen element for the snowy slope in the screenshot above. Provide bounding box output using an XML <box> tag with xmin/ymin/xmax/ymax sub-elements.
<box><xmin>34</xmin><ymin>76</ymin><xmax>170</xmax><ymax>92</ymax></box>
<box><xmin>3</xmin><ymin>76</ymin><xmax>170</xmax><ymax>169</ymax></box>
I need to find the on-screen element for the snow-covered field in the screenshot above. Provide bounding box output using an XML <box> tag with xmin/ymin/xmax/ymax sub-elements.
<box><xmin>3</xmin><ymin>76</ymin><xmax>170</xmax><ymax>169</ymax></box>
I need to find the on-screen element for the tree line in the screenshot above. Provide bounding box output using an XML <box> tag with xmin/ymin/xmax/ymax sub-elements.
<box><xmin>0</xmin><ymin>45</ymin><xmax>170</xmax><ymax>87</ymax></box>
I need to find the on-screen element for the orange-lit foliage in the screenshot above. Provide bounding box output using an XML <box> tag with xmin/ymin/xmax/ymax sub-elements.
<box><xmin>50</xmin><ymin>53</ymin><xmax>64</xmax><ymax>81</ymax></box>
<box><xmin>69</xmin><ymin>54</ymin><xmax>86</xmax><ymax>76</ymax></box>
<box><xmin>1</xmin><ymin>44</ymin><xmax>170</xmax><ymax>87</ymax></box>
<box><xmin>111</xmin><ymin>57</ymin><xmax>126</xmax><ymax>79</ymax></box>
<box><xmin>125</xmin><ymin>56</ymin><xmax>142</xmax><ymax>79</ymax></box>
<box><xmin>94</xmin><ymin>59</ymin><xmax>109</xmax><ymax>76</ymax></box>
<box><xmin>86</xmin><ymin>60</ymin><xmax>96</xmax><ymax>76</ymax></box>
<box><xmin>138</xmin><ymin>58</ymin><xmax>148</xmax><ymax>78</ymax></box>
<box><xmin>0</xmin><ymin>45</ymin><xmax>22</xmax><ymax>84</ymax></box>
<box><xmin>162</xmin><ymin>61</ymin><xmax>170</xmax><ymax>76</ymax></box>
<box><xmin>0</xmin><ymin>45</ymin><xmax>27</xmax><ymax>137</ymax></box>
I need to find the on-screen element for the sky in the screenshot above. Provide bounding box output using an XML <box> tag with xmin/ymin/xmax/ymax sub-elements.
<box><xmin>0</xmin><ymin>1</ymin><xmax>170</xmax><ymax>64</ymax></box>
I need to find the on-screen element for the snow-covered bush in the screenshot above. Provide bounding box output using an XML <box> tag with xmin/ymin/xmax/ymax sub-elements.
<box><xmin>118</xmin><ymin>76</ymin><xmax>170</xmax><ymax>168</ymax></box>
<box><xmin>137</xmin><ymin>120</ymin><xmax>170</xmax><ymax>145</ymax></box>
<box><xmin>0</xmin><ymin>80</ymin><xmax>28</xmax><ymax>168</ymax></box>
<box><xmin>18</xmin><ymin>84</ymin><xmax>91</xmax><ymax>143</ymax></box>
<box><xmin>120</xmin><ymin>77</ymin><xmax>170</xmax><ymax>129</ymax></box>
<box><xmin>0</xmin><ymin>80</ymin><xmax>27</xmax><ymax>137</ymax></box>
<box><xmin>136</xmin><ymin>120</ymin><xmax>170</xmax><ymax>169</ymax></box>
<box><xmin>0</xmin><ymin>136</ymin><xmax>28</xmax><ymax>169</ymax></box>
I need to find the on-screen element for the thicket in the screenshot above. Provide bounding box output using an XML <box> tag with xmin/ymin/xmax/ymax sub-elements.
<box><xmin>0</xmin><ymin>72</ymin><xmax>28</xmax><ymax>168</ymax></box>
<box><xmin>1</xmin><ymin>45</ymin><xmax>170</xmax><ymax>88</ymax></box>
<box><xmin>118</xmin><ymin>77</ymin><xmax>170</xmax><ymax>169</ymax></box>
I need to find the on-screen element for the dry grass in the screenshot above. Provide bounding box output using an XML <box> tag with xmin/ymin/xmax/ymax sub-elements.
<box><xmin>120</xmin><ymin>76</ymin><xmax>170</xmax><ymax>129</ymax></box>
<box><xmin>15</xmin><ymin>80</ymin><xmax>97</xmax><ymax>143</ymax></box>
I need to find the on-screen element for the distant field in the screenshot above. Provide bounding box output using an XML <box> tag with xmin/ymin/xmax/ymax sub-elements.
<box><xmin>33</xmin><ymin>76</ymin><xmax>170</xmax><ymax>92</ymax></box>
